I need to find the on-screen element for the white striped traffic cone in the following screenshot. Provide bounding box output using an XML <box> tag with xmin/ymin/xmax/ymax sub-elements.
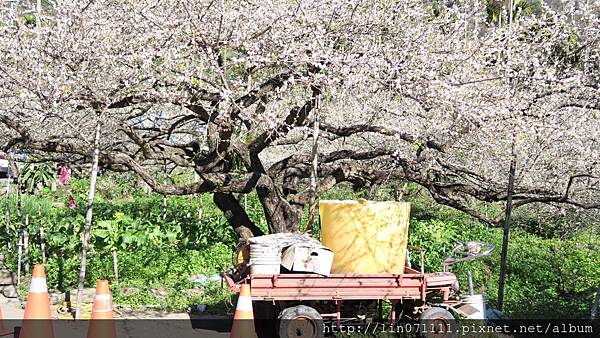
<box><xmin>20</xmin><ymin>264</ymin><xmax>54</xmax><ymax>338</ymax></box>
<box><xmin>87</xmin><ymin>280</ymin><xmax>117</xmax><ymax>338</ymax></box>
<box><xmin>230</xmin><ymin>284</ymin><xmax>257</xmax><ymax>338</ymax></box>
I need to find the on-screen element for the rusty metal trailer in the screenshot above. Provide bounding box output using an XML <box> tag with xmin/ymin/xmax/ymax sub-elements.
<box><xmin>225</xmin><ymin>267</ymin><xmax>462</xmax><ymax>338</ymax></box>
<box><xmin>224</xmin><ymin>241</ymin><xmax>495</xmax><ymax>338</ymax></box>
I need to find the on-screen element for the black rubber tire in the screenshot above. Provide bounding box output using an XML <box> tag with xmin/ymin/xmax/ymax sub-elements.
<box><xmin>418</xmin><ymin>307</ymin><xmax>456</xmax><ymax>338</ymax></box>
<box><xmin>278</xmin><ymin>305</ymin><xmax>324</xmax><ymax>338</ymax></box>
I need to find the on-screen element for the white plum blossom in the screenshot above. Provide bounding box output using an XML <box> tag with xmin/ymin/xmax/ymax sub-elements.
<box><xmin>0</xmin><ymin>0</ymin><xmax>599</xmax><ymax>232</ymax></box>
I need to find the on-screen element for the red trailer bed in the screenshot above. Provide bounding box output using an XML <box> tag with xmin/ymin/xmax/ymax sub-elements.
<box><xmin>223</xmin><ymin>241</ymin><xmax>493</xmax><ymax>338</ymax></box>
<box><xmin>225</xmin><ymin>267</ymin><xmax>461</xmax><ymax>337</ymax></box>
<box><xmin>226</xmin><ymin>268</ymin><xmax>458</xmax><ymax>302</ymax></box>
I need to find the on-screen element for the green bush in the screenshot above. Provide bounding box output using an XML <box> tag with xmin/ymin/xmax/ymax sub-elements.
<box><xmin>0</xmin><ymin>181</ymin><xmax>238</xmax><ymax>311</ymax></box>
<box><xmin>406</xmin><ymin>201</ymin><xmax>600</xmax><ymax>319</ymax></box>
<box><xmin>1</xmin><ymin>179</ymin><xmax>598</xmax><ymax>318</ymax></box>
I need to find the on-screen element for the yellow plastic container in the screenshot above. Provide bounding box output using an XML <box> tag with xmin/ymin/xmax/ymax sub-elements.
<box><xmin>320</xmin><ymin>199</ymin><xmax>410</xmax><ymax>274</ymax></box>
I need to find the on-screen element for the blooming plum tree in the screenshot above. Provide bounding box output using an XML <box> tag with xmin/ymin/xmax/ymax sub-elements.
<box><xmin>0</xmin><ymin>0</ymin><xmax>598</xmax><ymax>236</ymax></box>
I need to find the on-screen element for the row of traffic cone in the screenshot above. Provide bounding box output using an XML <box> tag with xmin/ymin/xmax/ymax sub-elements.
<box><xmin>0</xmin><ymin>264</ymin><xmax>117</xmax><ymax>338</ymax></box>
<box><xmin>3</xmin><ymin>263</ymin><xmax>261</xmax><ymax>338</ymax></box>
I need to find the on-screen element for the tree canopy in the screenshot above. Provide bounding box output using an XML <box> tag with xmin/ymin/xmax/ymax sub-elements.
<box><xmin>1</xmin><ymin>0</ymin><xmax>599</xmax><ymax>235</ymax></box>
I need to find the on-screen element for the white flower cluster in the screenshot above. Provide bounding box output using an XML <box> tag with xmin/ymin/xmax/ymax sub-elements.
<box><xmin>0</xmin><ymin>0</ymin><xmax>598</xmax><ymax>224</ymax></box>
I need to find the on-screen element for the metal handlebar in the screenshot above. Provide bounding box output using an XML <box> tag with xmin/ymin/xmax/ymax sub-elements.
<box><xmin>443</xmin><ymin>241</ymin><xmax>494</xmax><ymax>272</ymax></box>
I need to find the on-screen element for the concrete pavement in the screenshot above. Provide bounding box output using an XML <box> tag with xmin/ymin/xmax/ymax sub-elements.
<box><xmin>0</xmin><ymin>299</ymin><xmax>23</xmax><ymax>319</ymax></box>
<box><xmin>1</xmin><ymin>300</ymin><xmax>231</xmax><ymax>337</ymax></box>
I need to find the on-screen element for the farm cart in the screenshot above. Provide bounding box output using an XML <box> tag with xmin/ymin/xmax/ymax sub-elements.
<box><xmin>224</xmin><ymin>241</ymin><xmax>494</xmax><ymax>338</ymax></box>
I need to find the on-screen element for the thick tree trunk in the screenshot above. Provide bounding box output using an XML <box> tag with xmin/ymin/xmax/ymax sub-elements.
<box><xmin>213</xmin><ymin>192</ymin><xmax>264</xmax><ymax>239</ymax></box>
<box><xmin>240</xmin><ymin>150</ymin><xmax>303</xmax><ymax>234</ymax></box>
<box><xmin>75</xmin><ymin>122</ymin><xmax>101</xmax><ymax>319</ymax></box>
<box><xmin>255</xmin><ymin>183</ymin><xmax>302</xmax><ymax>233</ymax></box>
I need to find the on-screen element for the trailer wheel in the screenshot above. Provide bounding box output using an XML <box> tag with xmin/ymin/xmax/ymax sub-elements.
<box><xmin>418</xmin><ymin>307</ymin><xmax>456</xmax><ymax>338</ymax></box>
<box><xmin>278</xmin><ymin>305</ymin><xmax>324</xmax><ymax>338</ymax></box>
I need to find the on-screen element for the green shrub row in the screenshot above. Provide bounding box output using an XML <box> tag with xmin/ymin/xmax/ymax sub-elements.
<box><xmin>0</xmin><ymin>179</ymin><xmax>598</xmax><ymax>318</ymax></box>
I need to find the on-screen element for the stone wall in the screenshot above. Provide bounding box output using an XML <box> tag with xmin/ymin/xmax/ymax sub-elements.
<box><xmin>0</xmin><ymin>256</ymin><xmax>18</xmax><ymax>299</ymax></box>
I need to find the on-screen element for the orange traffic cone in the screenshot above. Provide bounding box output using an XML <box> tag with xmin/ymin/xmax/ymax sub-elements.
<box><xmin>20</xmin><ymin>264</ymin><xmax>54</xmax><ymax>338</ymax></box>
<box><xmin>87</xmin><ymin>280</ymin><xmax>117</xmax><ymax>338</ymax></box>
<box><xmin>0</xmin><ymin>306</ymin><xmax>13</xmax><ymax>337</ymax></box>
<box><xmin>230</xmin><ymin>284</ymin><xmax>257</xmax><ymax>338</ymax></box>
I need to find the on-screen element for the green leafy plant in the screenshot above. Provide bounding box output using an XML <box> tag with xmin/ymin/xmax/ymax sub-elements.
<box><xmin>95</xmin><ymin>214</ymin><xmax>125</xmax><ymax>286</ymax></box>
<box><xmin>20</xmin><ymin>162</ymin><xmax>55</xmax><ymax>193</ymax></box>
<box><xmin>1</xmin><ymin>179</ymin><xmax>598</xmax><ymax>319</ymax></box>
